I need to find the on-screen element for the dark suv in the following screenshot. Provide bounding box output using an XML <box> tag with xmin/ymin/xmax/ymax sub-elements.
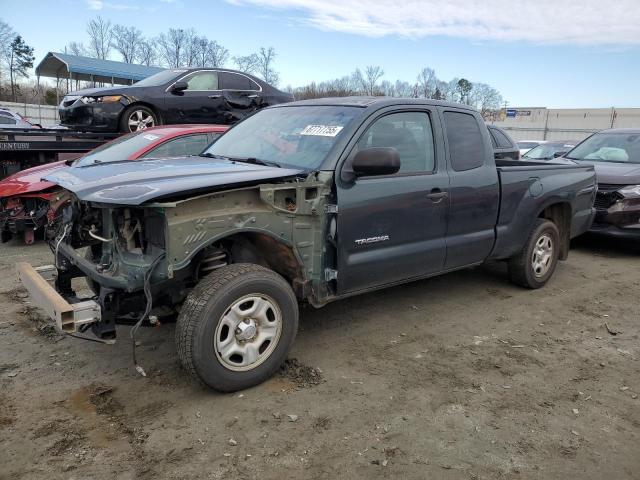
<box><xmin>59</xmin><ymin>68</ymin><xmax>293</xmax><ymax>133</ymax></box>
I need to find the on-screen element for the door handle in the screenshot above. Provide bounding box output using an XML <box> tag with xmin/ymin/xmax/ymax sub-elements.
<box><xmin>208</xmin><ymin>94</ymin><xmax>222</xmax><ymax>99</ymax></box>
<box><xmin>426</xmin><ymin>189</ymin><xmax>448</xmax><ymax>203</ymax></box>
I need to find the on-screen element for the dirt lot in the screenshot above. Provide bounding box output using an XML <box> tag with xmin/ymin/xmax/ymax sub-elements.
<box><xmin>1</xmin><ymin>235</ymin><xmax>639</xmax><ymax>480</ymax></box>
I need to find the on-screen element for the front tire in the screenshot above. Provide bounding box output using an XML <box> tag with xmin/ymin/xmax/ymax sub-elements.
<box><xmin>508</xmin><ymin>218</ymin><xmax>560</xmax><ymax>289</ymax></box>
<box><xmin>119</xmin><ymin>105</ymin><xmax>158</xmax><ymax>133</ymax></box>
<box><xmin>175</xmin><ymin>264</ymin><xmax>299</xmax><ymax>392</ymax></box>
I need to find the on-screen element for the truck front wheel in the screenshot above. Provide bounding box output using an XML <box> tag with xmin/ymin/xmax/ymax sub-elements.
<box><xmin>508</xmin><ymin>218</ymin><xmax>560</xmax><ymax>289</ymax></box>
<box><xmin>175</xmin><ymin>263</ymin><xmax>299</xmax><ymax>392</ymax></box>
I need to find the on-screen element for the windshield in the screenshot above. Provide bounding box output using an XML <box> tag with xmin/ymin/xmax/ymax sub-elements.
<box><xmin>203</xmin><ymin>106</ymin><xmax>361</xmax><ymax>169</ymax></box>
<box><xmin>133</xmin><ymin>69</ymin><xmax>186</xmax><ymax>87</ymax></box>
<box><xmin>566</xmin><ymin>132</ymin><xmax>640</xmax><ymax>163</ymax></box>
<box><xmin>524</xmin><ymin>143</ymin><xmax>574</xmax><ymax>160</ymax></box>
<box><xmin>74</xmin><ymin>131</ymin><xmax>168</xmax><ymax>166</ymax></box>
<box><xmin>518</xmin><ymin>141</ymin><xmax>540</xmax><ymax>150</ymax></box>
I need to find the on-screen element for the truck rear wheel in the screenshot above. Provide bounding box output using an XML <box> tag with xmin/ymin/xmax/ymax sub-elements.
<box><xmin>508</xmin><ymin>218</ymin><xmax>560</xmax><ymax>289</ymax></box>
<box><xmin>175</xmin><ymin>263</ymin><xmax>298</xmax><ymax>392</ymax></box>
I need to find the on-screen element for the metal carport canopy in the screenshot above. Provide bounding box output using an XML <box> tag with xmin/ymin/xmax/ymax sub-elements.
<box><xmin>35</xmin><ymin>52</ymin><xmax>165</xmax><ymax>85</ymax></box>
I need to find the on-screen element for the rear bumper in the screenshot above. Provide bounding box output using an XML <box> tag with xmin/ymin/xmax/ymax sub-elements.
<box><xmin>16</xmin><ymin>262</ymin><xmax>100</xmax><ymax>333</ymax></box>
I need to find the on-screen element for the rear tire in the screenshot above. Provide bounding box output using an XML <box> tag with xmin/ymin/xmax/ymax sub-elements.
<box><xmin>175</xmin><ymin>263</ymin><xmax>298</xmax><ymax>392</ymax></box>
<box><xmin>119</xmin><ymin>105</ymin><xmax>158</xmax><ymax>133</ymax></box>
<box><xmin>508</xmin><ymin>218</ymin><xmax>560</xmax><ymax>289</ymax></box>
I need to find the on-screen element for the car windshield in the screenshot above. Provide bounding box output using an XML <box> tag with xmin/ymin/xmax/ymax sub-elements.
<box><xmin>202</xmin><ymin>105</ymin><xmax>361</xmax><ymax>169</ymax></box>
<box><xmin>74</xmin><ymin>131</ymin><xmax>168</xmax><ymax>166</ymax></box>
<box><xmin>518</xmin><ymin>141</ymin><xmax>540</xmax><ymax>150</ymax></box>
<box><xmin>133</xmin><ymin>69</ymin><xmax>187</xmax><ymax>87</ymax></box>
<box><xmin>565</xmin><ymin>132</ymin><xmax>640</xmax><ymax>163</ymax></box>
<box><xmin>524</xmin><ymin>143</ymin><xmax>573</xmax><ymax>160</ymax></box>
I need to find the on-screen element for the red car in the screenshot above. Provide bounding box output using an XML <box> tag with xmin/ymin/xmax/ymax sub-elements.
<box><xmin>0</xmin><ymin>124</ymin><xmax>228</xmax><ymax>243</ymax></box>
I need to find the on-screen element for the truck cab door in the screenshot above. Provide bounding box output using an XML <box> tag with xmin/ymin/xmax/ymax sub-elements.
<box><xmin>441</xmin><ymin>110</ymin><xmax>500</xmax><ymax>269</ymax></box>
<box><xmin>164</xmin><ymin>70</ymin><xmax>224</xmax><ymax>124</ymax></box>
<box><xmin>335</xmin><ymin>108</ymin><xmax>449</xmax><ymax>294</ymax></box>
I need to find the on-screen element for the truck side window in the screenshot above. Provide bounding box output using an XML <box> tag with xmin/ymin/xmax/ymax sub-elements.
<box><xmin>444</xmin><ymin>111</ymin><xmax>485</xmax><ymax>171</ymax></box>
<box><xmin>357</xmin><ymin>112</ymin><xmax>435</xmax><ymax>174</ymax></box>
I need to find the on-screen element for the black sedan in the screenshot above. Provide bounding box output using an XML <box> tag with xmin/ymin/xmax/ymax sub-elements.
<box><xmin>59</xmin><ymin>68</ymin><xmax>294</xmax><ymax>133</ymax></box>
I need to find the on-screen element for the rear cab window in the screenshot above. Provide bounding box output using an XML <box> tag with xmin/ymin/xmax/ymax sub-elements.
<box><xmin>444</xmin><ymin>111</ymin><xmax>485</xmax><ymax>171</ymax></box>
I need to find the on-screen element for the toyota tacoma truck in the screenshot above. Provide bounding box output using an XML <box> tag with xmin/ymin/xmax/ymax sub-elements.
<box><xmin>18</xmin><ymin>98</ymin><xmax>596</xmax><ymax>392</ymax></box>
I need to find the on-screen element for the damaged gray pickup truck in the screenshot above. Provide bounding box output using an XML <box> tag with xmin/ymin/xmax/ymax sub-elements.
<box><xmin>18</xmin><ymin>97</ymin><xmax>597</xmax><ymax>391</ymax></box>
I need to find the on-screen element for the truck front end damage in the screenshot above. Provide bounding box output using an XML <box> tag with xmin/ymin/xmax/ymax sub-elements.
<box><xmin>19</xmin><ymin>172</ymin><xmax>333</xmax><ymax>341</ymax></box>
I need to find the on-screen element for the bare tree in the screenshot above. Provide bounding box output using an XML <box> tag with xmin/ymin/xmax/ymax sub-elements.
<box><xmin>0</xmin><ymin>19</ymin><xmax>15</xmax><ymax>82</ymax></box>
<box><xmin>256</xmin><ymin>47</ymin><xmax>279</xmax><ymax>85</ymax></box>
<box><xmin>363</xmin><ymin>65</ymin><xmax>384</xmax><ymax>95</ymax></box>
<box><xmin>0</xmin><ymin>19</ymin><xmax>14</xmax><ymax>59</ymax></box>
<box><xmin>111</xmin><ymin>25</ymin><xmax>142</xmax><ymax>63</ymax></box>
<box><xmin>66</xmin><ymin>41</ymin><xmax>87</xmax><ymax>56</ymax></box>
<box><xmin>136</xmin><ymin>39</ymin><xmax>156</xmax><ymax>66</ymax></box>
<box><xmin>470</xmin><ymin>82</ymin><xmax>502</xmax><ymax>114</ymax></box>
<box><xmin>86</xmin><ymin>16</ymin><xmax>112</xmax><ymax>59</ymax></box>
<box><xmin>207</xmin><ymin>40</ymin><xmax>229</xmax><ymax>67</ymax></box>
<box><xmin>157</xmin><ymin>28</ymin><xmax>187</xmax><ymax>67</ymax></box>
<box><xmin>182</xmin><ymin>29</ymin><xmax>200</xmax><ymax>67</ymax></box>
<box><xmin>416</xmin><ymin>67</ymin><xmax>437</xmax><ymax>98</ymax></box>
<box><xmin>233</xmin><ymin>53</ymin><xmax>259</xmax><ymax>74</ymax></box>
<box><xmin>394</xmin><ymin>80</ymin><xmax>414</xmax><ymax>98</ymax></box>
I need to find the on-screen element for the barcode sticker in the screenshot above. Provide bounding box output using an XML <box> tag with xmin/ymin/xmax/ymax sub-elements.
<box><xmin>300</xmin><ymin>125</ymin><xmax>343</xmax><ymax>137</ymax></box>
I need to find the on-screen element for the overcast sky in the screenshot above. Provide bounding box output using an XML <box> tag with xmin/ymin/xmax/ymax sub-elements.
<box><xmin>3</xmin><ymin>0</ymin><xmax>640</xmax><ymax>107</ymax></box>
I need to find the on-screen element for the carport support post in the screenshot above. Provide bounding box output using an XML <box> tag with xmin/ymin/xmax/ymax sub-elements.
<box><xmin>36</xmin><ymin>75</ymin><xmax>42</xmax><ymax>123</ymax></box>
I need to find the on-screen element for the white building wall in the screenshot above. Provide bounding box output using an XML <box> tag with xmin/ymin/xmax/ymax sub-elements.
<box><xmin>488</xmin><ymin>107</ymin><xmax>640</xmax><ymax>142</ymax></box>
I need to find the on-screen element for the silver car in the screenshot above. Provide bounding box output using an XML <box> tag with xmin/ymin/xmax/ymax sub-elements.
<box><xmin>0</xmin><ymin>108</ymin><xmax>40</xmax><ymax>129</ymax></box>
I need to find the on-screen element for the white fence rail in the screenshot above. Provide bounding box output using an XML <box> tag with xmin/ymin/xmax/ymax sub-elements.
<box><xmin>0</xmin><ymin>101</ymin><xmax>59</xmax><ymax>127</ymax></box>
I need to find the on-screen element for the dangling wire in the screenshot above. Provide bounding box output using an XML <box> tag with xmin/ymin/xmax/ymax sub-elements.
<box><xmin>130</xmin><ymin>252</ymin><xmax>166</xmax><ymax>377</ymax></box>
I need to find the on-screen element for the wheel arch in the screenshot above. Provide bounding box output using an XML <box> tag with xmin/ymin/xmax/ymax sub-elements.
<box><xmin>119</xmin><ymin>101</ymin><xmax>163</xmax><ymax>127</ymax></box>
<box><xmin>186</xmin><ymin>229</ymin><xmax>308</xmax><ymax>299</ymax></box>
<box><xmin>537</xmin><ymin>201</ymin><xmax>572</xmax><ymax>260</ymax></box>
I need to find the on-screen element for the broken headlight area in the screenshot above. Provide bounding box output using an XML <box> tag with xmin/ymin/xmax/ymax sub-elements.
<box><xmin>52</xmin><ymin>198</ymin><xmax>175</xmax><ymax>339</ymax></box>
<box><xmin>593</xmin><ymin>185</ymin><xmax>640</xmax><ymax>229</ymax></box>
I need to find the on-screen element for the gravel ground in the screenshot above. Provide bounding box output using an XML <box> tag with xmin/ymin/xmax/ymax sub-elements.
<box><xmin>0</xmin><ymin>234</ymin><xmax>639</xmax><ymax>480</ymax></box>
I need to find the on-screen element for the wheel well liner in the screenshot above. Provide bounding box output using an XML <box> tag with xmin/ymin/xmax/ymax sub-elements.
<box><xmin>199</xmin><ymin>232</ymin><xmax>307</xmax><ymax>298</ymax></box>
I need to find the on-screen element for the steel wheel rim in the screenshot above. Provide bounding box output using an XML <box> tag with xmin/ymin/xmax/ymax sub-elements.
<box><xmin>214</xmin><ymin>293</ymin><xmax>283</xmax><ymax>372</ymax></box>
<box><xmin>127</xmin><ymin>110</ymin><xmax>154</xmax><ymax>132</ymax></box>
<box><xmin>532</xmin><ymin>233</ymin><xmax>554</xmax><ymax>278</ymax></box>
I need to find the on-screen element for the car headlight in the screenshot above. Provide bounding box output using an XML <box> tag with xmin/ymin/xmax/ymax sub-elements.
<box><xmin>81</xmin><ymin>95</ymin><xmax>123</xmax><ymax>104</ymax></box>
<box><xmin>618</xmin><ymin>185</ymin><xmax>640</xmax><ymax>199</ymax></box>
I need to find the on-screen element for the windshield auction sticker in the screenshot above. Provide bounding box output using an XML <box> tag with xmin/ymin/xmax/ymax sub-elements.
<box><xmin>300</xmin><ymin>125</ymin><xmax>344</xmax><ymax>137</ymax></box>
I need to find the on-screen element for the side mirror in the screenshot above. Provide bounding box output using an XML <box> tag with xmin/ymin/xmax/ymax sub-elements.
<box><xmin>352</xmin><ymin>147</ymin><xmax>400</xmax><ymax>177</ymax></box>
<box><xmin>171</xmin><ymin>81</ymin><xmax>188</xmax><ymax>93</ymax></box>
<box><xmin>553</xmin><ymin>151</ymin><xmax>565</xmax><ymax>158</ymax></box>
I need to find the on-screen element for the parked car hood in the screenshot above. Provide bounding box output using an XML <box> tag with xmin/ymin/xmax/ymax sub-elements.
<box><xmin>43</xmin><ymin>156</ymin><xmax>304</xmax><ymax>205</ymax></box>
<box><xmin>0</xmin><ymin>160</ymin><xmax>67</xmax><ymax>198</ymax></box>
<box><xmin>577</xmin><ymin>161</ymin><xmax>640</xmax><ymax>185</ymax></box>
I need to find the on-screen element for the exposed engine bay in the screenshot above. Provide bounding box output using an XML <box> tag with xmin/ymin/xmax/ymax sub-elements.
<box><xmin>48</xmin><ymin>172</ymin><xmax>332</xmax><ymax>341</ymax></box>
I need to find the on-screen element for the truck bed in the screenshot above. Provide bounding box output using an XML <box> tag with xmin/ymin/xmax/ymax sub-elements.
<box><xmin>490</xmin><ymin>159</ymin><xmax>596</xmax><ymax>260</ymax></box>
